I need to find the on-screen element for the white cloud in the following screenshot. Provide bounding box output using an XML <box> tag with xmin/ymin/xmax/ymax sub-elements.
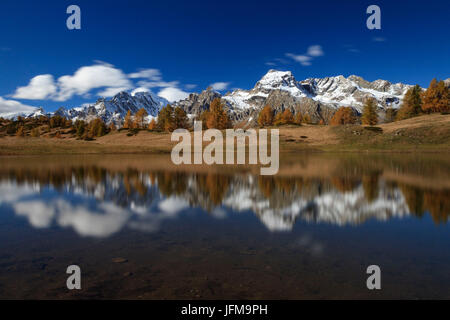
<box><xmin>131</xmin><ymin>87</ymin><xmax>150</xmax><ymax>96</ymax></box>
<box><xmin>0</xmin><ymin>96</ymin><xmax>38</xmax><ymax>118</ymax></box>
<box><xmin>137</xmin><ymin>80</ymin><xmax>180</xmax><ymax>88</ymax></box>
<box><xmin>307</xmin><ymin>45</ymin><xmax>324</xmax><ymax>57</ymax></box>
<box><xmin>97</xmin><ymin>86</ymin><xmax>131</xmax><ymax>97</ymax></box>
<box><xmin>285</xmin><ymin>45</ymin><xmax>324</xmax><ymax>66</ymax></box>
<box><xmin>12</xmin><ymin>74</ymin><xmax>57</xmax><ymax>100</ymax></box>
<box><xmin>158</xmin><ymin>87</ymin><xmax>189</xmax><ymax>102</ymax></box>
<box><xmin>9</xmin><ymin>62</ymin><xmax>193</xmax><ymax>102</ymax></box>
<box><xmin>55</xmin><ymin>63</ymin><xmax>132</xmax><ymax>101</ymax></box>
<box><xmin>184</xmin><ymin>84</ymin><xmax>197</xmax><ymax>90</ymax></box>
<box><xmin>128</xmin><ymin>68</ymin><xmax>162</xmax><ymax>81</ymax></box>
<box><xmin>210</xmin><ymin>82</ymin><xmax>230</xmax><ymax>91</ymax></box>
<box><xmin>285</xmin><ymin>53</ymin><xmax>312</xmax><ymax>66</ymax></box>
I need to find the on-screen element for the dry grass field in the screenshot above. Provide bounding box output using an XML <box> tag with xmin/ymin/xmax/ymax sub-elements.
<box><xmin>0</xmin><ymin>114</ymin><xmax>449</xmax><ymax>155</ymax></box>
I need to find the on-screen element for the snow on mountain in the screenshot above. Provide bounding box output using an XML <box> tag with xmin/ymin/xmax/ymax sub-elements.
<box><xmin>223</xmin><ymin>70</ymin><xmax>310</xmax><ymax>110</ymax></box>
<box><xmin>223</xmin><ymin>70</ymin><xmax>413</xmax><ymax>115</ymax></box>
<box><xmin>54</xmin><ymin>90</ymin><xmax>168</xmax><ymax>125</ymax></box>
<box><xmin>301</xmin><ymin>75</ymin><xmax>412</xmax><ymax>111</ymax></box>
<box><xmin>9</xmin><ymin>70</ymin><xmax>414</xmax><ymax>124</ymax></box>
<box><xmin>222</xmin><ymin>175</ymin><xmax>410</xmax><ymax>232</ymax></box>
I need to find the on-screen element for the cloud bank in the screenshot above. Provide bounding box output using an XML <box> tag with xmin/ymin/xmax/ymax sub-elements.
<box><xmin>10</xmin><ymin>62</ymin><xmax>194</xmax><ymax>104</ymax></box>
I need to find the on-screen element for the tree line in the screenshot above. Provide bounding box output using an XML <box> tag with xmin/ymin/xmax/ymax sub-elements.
<box><xmin>332</xmin><ymin>78</ymin><xmax>449</xmax><ymax>126</ymax></box>
<box><xmin>1</xmin><ymin>78</ymin><xmax>448</xmax><ymax>138</ymax></box>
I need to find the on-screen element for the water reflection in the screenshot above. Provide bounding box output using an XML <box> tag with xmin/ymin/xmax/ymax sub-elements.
<box><xmin>0</xmin><ymin>154</ymin><xmax>448</xmax><ymax>237</ymax></box>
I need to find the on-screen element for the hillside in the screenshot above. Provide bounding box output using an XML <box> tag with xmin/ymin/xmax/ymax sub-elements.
<box><xmin>0</xmin><ymin>114</ymin><xmax>449</xmax><ymax>155</ymax></box>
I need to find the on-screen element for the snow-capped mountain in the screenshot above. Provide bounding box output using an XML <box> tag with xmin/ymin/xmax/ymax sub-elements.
<box><xmin>54</xmin><ymin>91</ymin><xmax>168</xmax><ymax>124</ymax></box>
<box><xmin>301</xmin><ymin>74</ymin><xmax>412</xmax><ymax>110</ymax></box>
<box><xmin>222</xmin><ymin>70</ymin><xmax>413</xmax><ymax>123</ymax></box>
<box><xmin>8</xmin><ymin>70</ymin><xmax>415</xmax><ymax>124</ymax></box>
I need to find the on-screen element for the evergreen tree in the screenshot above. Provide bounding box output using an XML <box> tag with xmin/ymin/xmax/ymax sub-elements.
<box><xmin>361</xmin><ymin>98</ymin><xmax>378</xmax><ymax>125</ymax></box>
<box><xmin>396</xmin><ymin>85</ymin><xmax>422</xmax><ymax>120</ymax></box>
<box><xmin>257</xmin><ymin>105</ymin><xmax>274</xmax><ymax>127</ymax></box>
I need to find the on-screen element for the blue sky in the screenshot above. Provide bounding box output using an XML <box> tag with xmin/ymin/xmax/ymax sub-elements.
<box><xmin>0</xmin><ymin>0</ymin><xmax>449</xmax><ymax>113</ymax></box>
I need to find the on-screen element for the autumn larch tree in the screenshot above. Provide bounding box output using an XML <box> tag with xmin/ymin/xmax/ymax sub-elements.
<box><xmin>123</xmin><ymin>110</ymin><xmax>133</xmax><ymax>129</ymax></box>
<box><xmin>396</xmin><ymin>85</ymin><xmax>422</xmax><ymax>120</ymax></box>
<box><xmin>88</xmin><ymin>118</ymin><xmax>107</xmax><ymax>137</ymax></box>
<box><xmin>174</xmin><ymin>107</ymin><xmax>189</xmax><ymax>129</ymax></box>
<box><xmin>16</xmin><ymin>126</ymin><xmax>25</xmax><ymax>137</ymax></box>
<box><xmin>148</xmin><ymin>118</ymin><xmax>157</xmax><ymax>131</ymax></box>
<box><xmin>302</xmin><ymin>114</ymin><xmax>311</xmax><ymax>124</ymax></box>
<box><xmin>30</xmin><ymin>127</ymin><xmax>40</xmax><ymax>137</ymax></box>
<box><xmin>295</xmin><ymin>113</ymin><xmax>303</xmax><ymax>125</ymax></box>
<box><xmin>422</xmin><ymin>78</ymin><xmax>450</xmax><ymax>113</ymax></box>
<box><xmin>361</xmin><ymin>98</ymin><xmax>378</xmax><ymax>126</ymax></box>
<box><xmin>257</xmin><ymin>105</ymin><xmax>274</xmax><ymax>127</ymax></box>
<box><xmin>384</xmin><ymin>108</ymin><xmax>397</xmax><ymax>123</ymax></box>
<box><xmin>280</xmin><ymin>109</ymin><xmax>295</xmax><ymax>124</ymax></box>
<box><xmin>157</xmin><ymin>104</ymin><xmax>175</xmax><ymax>132</ymax></box>
<box><xmin>206</xmin><ymin>98</ymin><xmax>231</xmax><ymax>129</ymax></box>
<box><xmin>108</xmin><ymin>122</ymin><xmax>117</xmax><ymax>132</ymax></box>
<box><xmin>134</xmin><ymin>108</ymin><xmax>148</xmax><ymax>129</ymax></box>
<box><xmin>330</xmin><ymin>107</ymin><xmax>357</xmax><ymax>125</ymax></box>
<box><xmin>198</xmin><ymin>110</ymin><xmax>210</xmax><ymax>130</ymax></box>
<box><xmin>273</xmin><ymin>112</ymin><xmax>283</xmax><ymax>126</ymax></box>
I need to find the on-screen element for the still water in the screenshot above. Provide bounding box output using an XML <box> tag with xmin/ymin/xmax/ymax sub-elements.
<box><xmin>0</xmin><ymin>154</ymin><xmax>449</xmax><ymax>299</ymax></box>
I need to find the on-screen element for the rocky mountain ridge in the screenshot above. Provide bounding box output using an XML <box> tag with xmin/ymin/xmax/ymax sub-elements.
<box><xmin>8</xmin><ymin>70</ymin><xmax>418</xmax><ymax>125</ymax></box>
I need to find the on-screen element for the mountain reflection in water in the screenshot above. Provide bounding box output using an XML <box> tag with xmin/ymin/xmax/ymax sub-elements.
<box><xmin>0</xmin><ymin>154</ymin><xmax>449</xmax><ymax>238</ymax></box>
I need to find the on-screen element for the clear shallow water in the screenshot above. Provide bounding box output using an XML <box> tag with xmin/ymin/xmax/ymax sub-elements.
<box><xmin>0</xmin><ymin>154</ymin><xmax>449</xmax><ymax>299</ymax></box>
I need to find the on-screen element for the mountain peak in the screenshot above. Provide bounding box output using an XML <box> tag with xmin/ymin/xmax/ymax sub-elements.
<box><xmin>255</xmin><ymin>70</ymin><xmax>299</xmax><ymax>92</ymax></box>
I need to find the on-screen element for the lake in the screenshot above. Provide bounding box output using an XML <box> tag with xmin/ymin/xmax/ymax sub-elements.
<box><xmin>0</xmin><ymin>153</ymin><xmax>449</xmax><ymax>299</ymax></box>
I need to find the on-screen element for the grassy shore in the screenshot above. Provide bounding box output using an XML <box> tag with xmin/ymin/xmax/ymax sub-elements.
<box><xmin>1</xmin><ymin>114</ymin><xmax>449</xmax><ymax>155</ymax></box>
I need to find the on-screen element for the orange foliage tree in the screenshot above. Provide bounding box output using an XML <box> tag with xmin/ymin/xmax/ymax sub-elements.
<box><xmin>330</xmin><ymin>107</ymin><xmax>357</xmax><ymax>125</ymax></box>
<box><xmin>281</xmin><ymin>109</ymin><xmax>295</xmax><ymax>124</ymax></box>
<box><xmin>257</xmin><ymin>105</ymin><xmax>274</xmax><ymax>127</ymax></box>
<box><xmin>422</xmin><ymin>78</ymin><xmax>450</xmax><ymax>113</ymax></box>
<box><xmin>206</xmin><ymin>98</ymin><xmax>231</xmax><ymax>129</ymax></box>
